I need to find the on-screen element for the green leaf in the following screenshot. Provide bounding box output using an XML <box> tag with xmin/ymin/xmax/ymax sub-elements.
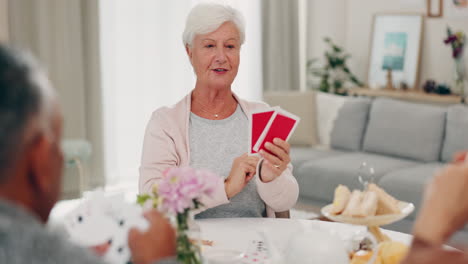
<box><xmin>136</xmin><ymin>194</ymin><xmax>151</xmax><ymax>206</ymax></box>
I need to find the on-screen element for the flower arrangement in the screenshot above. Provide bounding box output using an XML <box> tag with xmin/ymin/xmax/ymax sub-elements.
<box><xmin>444</xmin><ymin>27</ymin><xmax>466</xmax><ymax>101</ymax></box>
<box><xmin>137</xmin><ymin>167</ymin><xmax>221</xmax><ymax>264</ymax></box>
<box><xmin>444</xmin><ymin>27</ymin><xmax>466</xmax><ymax>59</ymax></box>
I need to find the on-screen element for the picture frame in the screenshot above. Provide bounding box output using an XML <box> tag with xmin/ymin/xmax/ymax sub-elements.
<box><xmin>367</xmin><ymin>14</ymin><xmax>424</xmax><ymax>90</ymax></box>
<box><xmin>427</xmin><ymin>0</ymin><xmax>444</xmax><ymax>18</ymax></box>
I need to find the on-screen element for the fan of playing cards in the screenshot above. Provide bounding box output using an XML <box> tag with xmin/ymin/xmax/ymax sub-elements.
<box><xmin>63</xmin><ymin>190</ymin><xmax>149</xmax><ymax>264</ymax></box>
<box><xmin>249</xmin><ymin>106</ymin><xmax>300</xmax><ymax>154</ymax></box>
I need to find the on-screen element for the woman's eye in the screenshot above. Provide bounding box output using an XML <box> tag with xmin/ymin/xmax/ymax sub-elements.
<box><xmin>226</xmin><ymin>45</ymin><xmax>235</xmax><ymax>49</ymax></box>
<box><xmin>205</xmin><ymin>44</ymin><xmax>215</xmax><ymax>48</ymax></box>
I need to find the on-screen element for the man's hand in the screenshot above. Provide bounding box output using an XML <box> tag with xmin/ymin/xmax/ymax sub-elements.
<box><xmin>128</xmin><ymin>210</ymin><xmax>176</xmax><ymax>264</ymax></box>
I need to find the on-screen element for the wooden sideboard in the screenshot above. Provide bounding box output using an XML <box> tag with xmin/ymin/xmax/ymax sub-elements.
<box><xmin>348</xmin><ymin>88</ymin><xmax>463</xmax><ymax>105</ymax></box>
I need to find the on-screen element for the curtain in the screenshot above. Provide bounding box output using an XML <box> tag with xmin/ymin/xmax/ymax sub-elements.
<box><xmin>262</xmin><ymin>0</ymin><xmax>301</xmax><ymax>92</ymax></box>
<box><xmin>8</xmin><ymin>0</ymin><xmax>105</xmax><ymax>197</ymax></box>
<box><xmin>0</xmin><ymin>0</ymin><xmax>8</xmax><ymax>42</ymax></box>
<box><xmin>99</xmin><ymin>0</ymin><xmax>263</xmax><ymax>185</ymax></box>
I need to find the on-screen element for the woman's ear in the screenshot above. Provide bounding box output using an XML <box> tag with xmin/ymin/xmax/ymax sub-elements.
<box><xmin>185</xmin><ymin>44</ymin><xmax>193</xmax><ymax>62</ymax></box>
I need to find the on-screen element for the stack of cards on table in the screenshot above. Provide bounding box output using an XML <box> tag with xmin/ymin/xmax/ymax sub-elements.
<box><xmin>250</xmin><ymin>106</ymin><xmax>300</xmax><ymax>154</ymax></box>
<box><xmin>242</xmin><ymin>240</ymin><xmax>270</xmax><ymax>264</ymax></box>
<box><xmin>63</xmin><ymin>190</ymin><xmax>149</xmax><ymax>264</ymax></box>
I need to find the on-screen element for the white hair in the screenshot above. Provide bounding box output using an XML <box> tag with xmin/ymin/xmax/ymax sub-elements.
<box><xmin>182</xmin><ymin>3</ymin><xmax>245</xmax><ymax>47</ymax></box>
<box><xmin>21</xmin><ymin>51</ymin><xmax>58</xmax><ymax>140</ymax></box>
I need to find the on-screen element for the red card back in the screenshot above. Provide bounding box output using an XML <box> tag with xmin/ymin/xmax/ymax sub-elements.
<box><xmin>251</xmin><ymin>111</ymin><xmax>275</xmax><ymax>153</ymax></box>
<box><xmin>256</xmin><ymin>113</ymin><xmax>297</xmax><ymax>153</ymax></box>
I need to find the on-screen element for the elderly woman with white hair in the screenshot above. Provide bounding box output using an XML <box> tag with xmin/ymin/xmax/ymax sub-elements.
<box><xmin>139</xmin><ymin>3</ymin><xmax>299</xmax><ymax>218</ymax></box>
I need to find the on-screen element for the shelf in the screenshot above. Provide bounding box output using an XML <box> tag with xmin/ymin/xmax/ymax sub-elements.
<box><xmin>348</xmin><ymin>88</ymin><xmax>463</xmax><ymax>105</ymax></box>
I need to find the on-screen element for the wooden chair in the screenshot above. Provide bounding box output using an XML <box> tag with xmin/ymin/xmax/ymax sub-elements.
<box><xmin>275</xmin><ymin>210</ymin><xmax>290</xmax><ymax>218</ymax></box>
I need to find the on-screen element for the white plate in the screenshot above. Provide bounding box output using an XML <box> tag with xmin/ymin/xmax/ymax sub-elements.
<box><xmin>321</xmin><ymin>201</ymin><xmax>415</xmax><ymax>226</ymax></box>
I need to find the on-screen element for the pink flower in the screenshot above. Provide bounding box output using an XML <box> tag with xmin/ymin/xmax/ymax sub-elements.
<box><xmin>156</xmin><ymin>167</ymin><xmax>222</xmax><ymax>215</ymax></box>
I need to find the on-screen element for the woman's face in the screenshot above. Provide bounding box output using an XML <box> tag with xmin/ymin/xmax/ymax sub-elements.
<box><xmin>187</xmin><ymin>21</ymin><xmax>241</xmax><ymax>89</ymax></box>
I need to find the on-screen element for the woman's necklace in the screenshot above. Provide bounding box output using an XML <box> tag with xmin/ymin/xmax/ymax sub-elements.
<box><xmin>192</xmin><ymin>99</ymin><xmax>229</xmax><ymax>119</ymax></box>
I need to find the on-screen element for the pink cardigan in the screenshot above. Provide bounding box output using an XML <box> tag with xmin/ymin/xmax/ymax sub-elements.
<box><xmin>139</xmin><ymin>92</ymin><xmax>299</xmax><ymax>217</ymax></box>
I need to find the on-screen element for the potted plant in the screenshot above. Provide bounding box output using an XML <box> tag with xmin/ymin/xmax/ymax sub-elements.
<box><xmin>307</xmin><ymin>37</ymin><xmax>363</xmax><ymax>95</ymax></box>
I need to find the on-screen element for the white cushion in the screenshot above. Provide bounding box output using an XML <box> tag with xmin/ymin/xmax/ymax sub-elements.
<box><xmin>316</xmin><ymin>92</ymin><xmax>347</xmax><ymax>146</ymax></box>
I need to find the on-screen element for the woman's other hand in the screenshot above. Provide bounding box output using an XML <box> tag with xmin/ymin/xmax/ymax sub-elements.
<box><xmin>225</xmin><ymin>153</ymin><xmax>260</xmax><ymax>199</ymax></box>
<box><xmin>259</xmin><ymin>138</ymin><xmax>291</xmax><ymax>183</ymax></box>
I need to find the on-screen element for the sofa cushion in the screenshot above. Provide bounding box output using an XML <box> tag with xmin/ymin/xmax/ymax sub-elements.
<box><xmin>330</xmin><ymin>97</ymin><xmax>372</xmax><ymax>151</ymax></box>
<box><xmin>441</xmin><ymin>105</ymin><xmax>468</xmax><ymax>162</ymax></box>
<box><xmin>362</xmin><ymin>98</ymin><xmax>446</xmax><ymax>162</ymax></box>
<box><xmin>290</xmin><ymin>147</ymin><xmax>347</xmax><ymax>169</ymax></box>
<box><xmin>378</xmin><ymin>163</ymin><xmax>444</xmax><ymax>220</ymax></box>
<box><xmin>295</xmin><ymin>152</ymin><xmax>420</xmax><ymax>203</ymax></box>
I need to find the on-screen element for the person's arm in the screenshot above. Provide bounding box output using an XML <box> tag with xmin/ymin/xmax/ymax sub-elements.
<box><xmin>401</xmin><ymin>237</ymin><xmax>468</xmax><ymax>264</ymax></box>
<box><xmin>412</xmin><ymin>163</ymin><xmax>468</xmax><ymax>245</ymax></box>
<box><xmin>139</xmin><ymin>111</ymin><xmax>180</xmax><ymax>194</ymax></box>
<box><xmin>256</xmin><ymin>163</ymin><xmax>299</xmax><ymax>212</ymax></box>
<box><xmin>256</xmin><ymin>139</ymin><xmax>299</xmax><ymax>212</ymax></box>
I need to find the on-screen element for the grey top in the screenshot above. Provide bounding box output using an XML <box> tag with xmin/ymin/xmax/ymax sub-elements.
<box><xmin>189</xmin><ymin>105</ymin><xmax>265</xmax><ymax>219</ymax></box>
<box><xmin>0</xmin><ymin>199</ymin><xmax>177</xmax><ymax>264</ymax></box>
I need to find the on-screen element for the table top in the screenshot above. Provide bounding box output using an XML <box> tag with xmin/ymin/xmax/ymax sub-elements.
<box><xmin>197</xmin><ymin>217</ymin><xmax>412</xmax><ymax>257</ymax></box>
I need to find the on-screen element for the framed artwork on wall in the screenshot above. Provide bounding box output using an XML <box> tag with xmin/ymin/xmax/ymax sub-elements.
<box><xmin>367</xmin><ymin>14</ymin><xmax>424</xmax><ymax>90</ymax></box>
<box><xmin>427</xmin><ymin>0</ymin><xmax>444</xmax><ymax>17</ymax></box>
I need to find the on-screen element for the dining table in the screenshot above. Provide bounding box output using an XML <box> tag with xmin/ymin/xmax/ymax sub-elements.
<box><xmin>48</xmin><ymin>192</ymin><xmax>414</xmax><ymax>264</ymax></box>
<box><xmin>197</xmin><ymin>217</ymin><xmax>413</xmax><ymax>263</ymax></box>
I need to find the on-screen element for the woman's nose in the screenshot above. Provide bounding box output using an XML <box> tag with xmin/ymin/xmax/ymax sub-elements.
<box><xmin>215</xmin><ymin>47</ymin><xmax>227</xmax><ymax>64</ymax></box>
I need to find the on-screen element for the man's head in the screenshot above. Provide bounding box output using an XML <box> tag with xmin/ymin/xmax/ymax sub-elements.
<box><xmin>0</xmin><ymin>45</ymin><xmax>63</xmax><ymax>222</ymax></box>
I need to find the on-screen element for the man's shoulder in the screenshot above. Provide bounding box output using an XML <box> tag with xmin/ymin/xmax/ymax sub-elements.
<box><xmin>0</xmin><ymin>223</ymin><xmax>103</xmax><ymax>264</ymax></box>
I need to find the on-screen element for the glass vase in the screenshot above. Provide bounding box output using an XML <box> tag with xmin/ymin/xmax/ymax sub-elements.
<box><xmin>454</xmin><ymin>56</ymin><xmax>466</xmax><ymax>103</ymax></box>
<box><xmin>176</xmin><ymin>210</ymin><xmax>202</xmax><ymax>264</ymax></box>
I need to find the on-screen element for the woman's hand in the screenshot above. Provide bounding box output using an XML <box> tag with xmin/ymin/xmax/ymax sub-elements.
<box><xmin>259</xmin><ymin>138</ymin><xmax>291</xmax><ymax>183</ymax></box>
<box><xmin>225</xmin><ymin>153</ymin><xmax>260</xmax><ymax>199</ymax></box>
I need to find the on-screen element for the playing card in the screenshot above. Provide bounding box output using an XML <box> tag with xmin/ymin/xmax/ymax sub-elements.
<box><xmin>249</xmin><ymin>109</ymin><xmax>275</xmax><ymax>154</ymax></box>
<box><xmin>252</xmin><ymin>107</ymin><xmax>300</xmax><ymax>153</ymax></box>
<box><xmin>104</xmin><ymin>201</ymin><xmax>149</xmax><ymax>264</ymax></box>
<box><xmin>242</xmin><ymin>240</ymin><xmax>270</xmax><ymax>264</ymax></box>
<box><xmin>63</xmin><ymin>193</ymin><xmax>118</xmax><ymax>247</ymax></box>
<box><xmin>64</xmin><ymin>190</ymin><xmax>149</xmax><ymax>264</ymax></box>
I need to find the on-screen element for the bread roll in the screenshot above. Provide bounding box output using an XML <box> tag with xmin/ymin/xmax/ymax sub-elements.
<box><xmin>331</xmin><ymin>185</ymin><xmax>351</xmax><ymax>215</ymax></box>
<box><xmin>342</xmin><ymin>190</ymin><xmax>364</xmax><ymax>217</ymax></box>
<box><xmin>368</xmin><ymin>184</ymin><xmax>400</xmax><ymax>215</ymax></box>
<box><xmin>360</xmin><ymin>191</ymin><xmax>378</xmax><ymax>217</ymax></box>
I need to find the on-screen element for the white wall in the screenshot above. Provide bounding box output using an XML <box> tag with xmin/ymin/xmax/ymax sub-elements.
<box><xmin>0</xmin><ymin>0</ymin><xmax>9</xmax><ymax>42</ymax></box>
<box><xmin>307</xmin><ymin>0</ymin><xmax>468</xmax><ymax>89</ymax></box>
<box><xmin>306</xmin><ymin>0</ymin><xmax>347</xmax><ymax>62</ymax></box>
